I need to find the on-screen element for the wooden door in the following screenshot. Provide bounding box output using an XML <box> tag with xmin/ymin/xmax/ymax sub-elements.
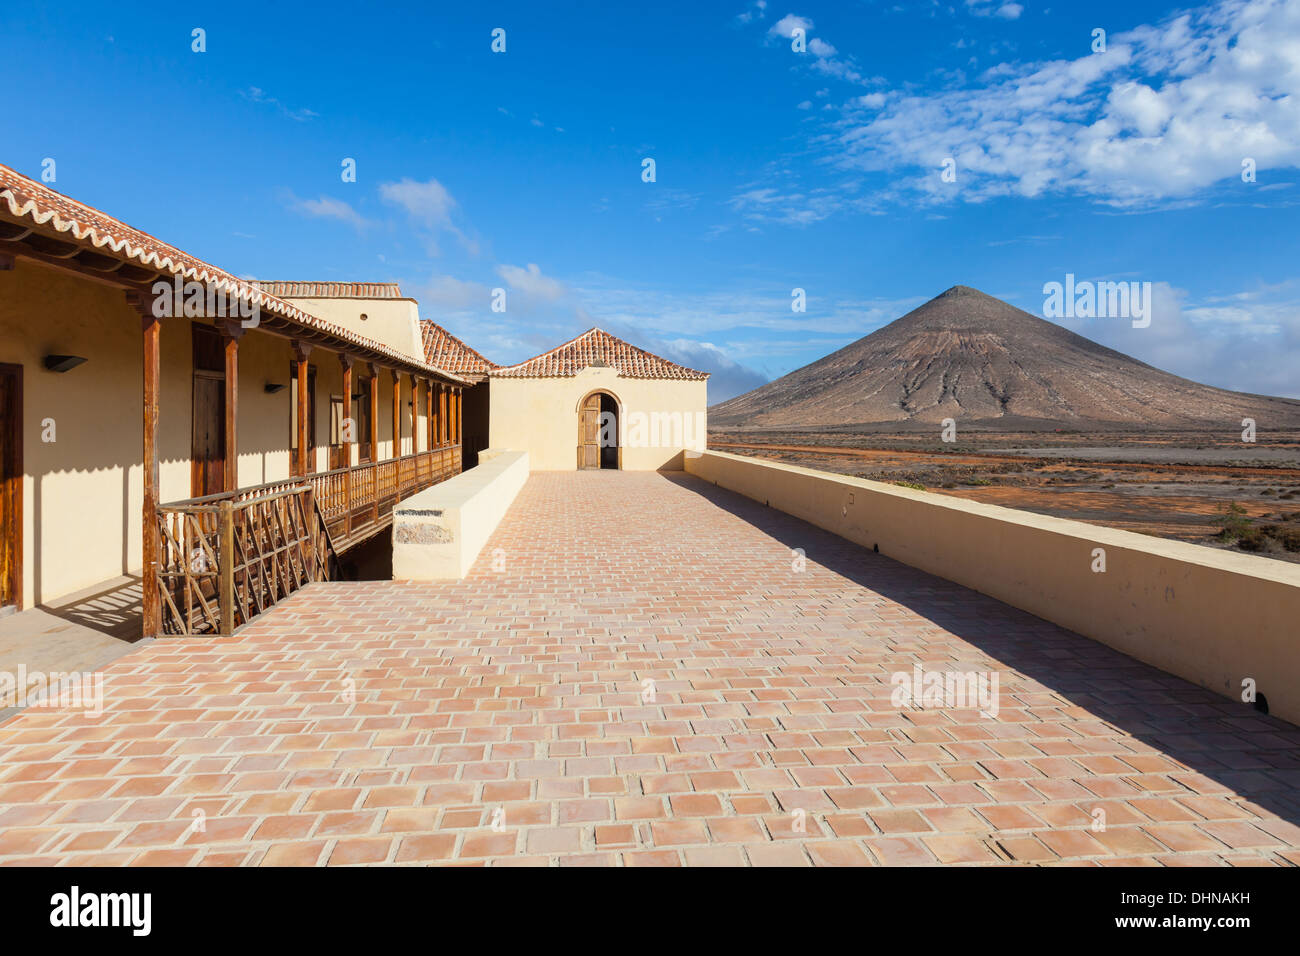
<box><xmin>191</xmin><ymin>327</ymin><xmax>225</xmax><ymax>497</ymax></box>
<box><xmin>0</xmin><ymin>364</ymin><xmax>21</xmax><ymax>609</ymax></box>
<box><xmin>357</xmin><ymin>378</ymin><xmax>374</xmax><ymax>462</ymax></box>
<box><xmin>329</xmin><ymin>396</ymin><xmax>346</xmax><ymax>469</ymax></box>
<box><xmin>579</xmin><ymin>393</ymin><xmax>601</xmax><ymax>470</ymax></box>
<box><xmin>191</xmin><ymin>373</ymin><xmax>224</xmax><ymax>496</ymax></box>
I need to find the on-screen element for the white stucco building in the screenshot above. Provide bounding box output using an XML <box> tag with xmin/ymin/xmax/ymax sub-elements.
<box><xmin>422</xmin><ymin>324</ymin><xmax>710</xmax><ymax>471</ymax></box>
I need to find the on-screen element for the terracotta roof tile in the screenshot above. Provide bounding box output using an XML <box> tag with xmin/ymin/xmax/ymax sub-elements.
<box><xmin>491</xmin><ymin>328</ymin><xmax>709</xmax><ymax>380</ymax></box>
<box><xmin>252</xmin><ymin>281</ymin><xmax>405</xmax><ymax>299</ymax></box>
<box><xmin>0</xmin><ymin>164</ymin><xmax>466</xmax><ymax>384</ymax></box>
<box><xmin>420</xmin><ymin>320</ymin><xmax>499</xmax><ymax>375</ymax></box>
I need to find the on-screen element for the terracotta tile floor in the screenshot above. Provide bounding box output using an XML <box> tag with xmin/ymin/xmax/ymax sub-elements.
<box><xmin>2</xmin><ymin>471</ymin><xmax>1298</xmax><ymax>867</ymax></box>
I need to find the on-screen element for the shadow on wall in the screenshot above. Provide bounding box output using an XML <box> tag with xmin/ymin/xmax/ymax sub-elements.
<box><xmin>25</xmin><ymin>351</ymin><xmax>292</xmax><ymax>606</ymax></box>
<box><xmin>662</xmin><ymin>471</ymin><xmax>1300</xmax><ymax>836</ymax></box>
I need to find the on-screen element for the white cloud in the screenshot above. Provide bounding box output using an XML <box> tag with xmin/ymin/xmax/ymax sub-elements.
<box><xmin>241</xmin><ymin>86</ymin><xmax>318</xmax><ymax>121</ymax></box>
<box><xmin>496</xmin><ymin>263</ymin><xmax>567</xmax><ymax>301</ymax></box>
<box><xmin>421</xmin><ymin>274</ymin><xmax>490</xmax><ymax>310</ymax></box>
<box><xmin>1057</xmin><ymin>281</ymin><xmax>1300</xmax><ymax>398</ymax></box>
<box><xmin>965</xmin><ymin>0</ymin><xmax>1023</xmax><ymax>19</ymax></box>
<box><xmin>654</xmin><ymin>337</ymin><xmax>770</xmax><ymax>402</ymax></box>
<box><xmin>759</xmin><ymin>12</ymin><xmax>873</xmax><ymax>86</ymax></box>
<box><xmin>570</xmin><ymin>274</ymin><xmax>922</xmax><ymax>341</ymax></box>
<box><xmin>288</xmin><ymin>195</ymin><xmax>368</xmax><ymax>230</ymax></box>
<box><xmin>379</xmin><ymin>177</ymin><xmax>457</xmax><ymax>229</ymax></box>
<box><xmin>379</xmin><ymin>177</ymin><xmax>480</xmax><ymax>254</ymax></box>
<box><xmin>835</xmin><ymin>0</ymin><xmax>1300</xmax><ymax>207</ymax></box>
<box><xmin>644</xmin><ymin>188</ymin><xmax>702</xmax><ymax>216</ymax></box>
<box><xmin>402</xmin><ymin>266</ymin><xmax>918</xmax><ymax>392</ymax></box>
<box><xmin>727</xmin><ymin>178</ymin><xmax>882</xmax><ymax>226</ymax></box>
<box><xmin>769</xmin><ymin>13</ymin><xmax>812</xmax><ymax>38</ymax></box>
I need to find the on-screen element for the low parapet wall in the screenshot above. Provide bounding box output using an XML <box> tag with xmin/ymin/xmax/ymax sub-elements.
<box><xmin>392</xmin><ymin>449</ymin><xmax>529</xmax><ymax>580</ymax></box>
<box><xmin>686</xmin><ymin>450</ymin><xmax>1300</xmax><ymax>725</ymax></box>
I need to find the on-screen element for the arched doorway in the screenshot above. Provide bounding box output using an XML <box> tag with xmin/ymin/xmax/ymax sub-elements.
<box><xmin>577</xmin><ymin>390</ymin><xmax>620</xmax><ymax>470</ymax></box>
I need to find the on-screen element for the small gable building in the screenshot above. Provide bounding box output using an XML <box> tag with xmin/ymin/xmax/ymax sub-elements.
<box><xmin>421</xmin><ymin>325</ymin><xmax>709</xmax><ymax>471</ymax></box>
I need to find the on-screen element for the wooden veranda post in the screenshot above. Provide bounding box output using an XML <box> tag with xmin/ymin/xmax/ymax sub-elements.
<box><xmin>425</xmin><ymin>378</ymin><xmax>434</xmax><ymax>452</ymax></box>
<box><xmin>438</xmin><ymin>383</ymin><xmax>448</xmax><ymax>446</ymax></box>
<box><xmin>340</xmin><ymin>354</ymin><xmax>354</xmax><ymax>538</ymax></box>
<box><xmin>368</xmin><ymin>366</ymin><xmax>379</xmax><ymax>459</ymax></box>
<box><xmin>369</xmin><ymin>367</ymin><xmax>380</xmax><ymax>523</ymax></box>
<box><xmin>219</xmin><ymin>321</ymin><xmax>243</xmax><ymax>493</ymax></box>
<box><xmin>138</xmin><ymin>299</ymin><xmax>162</xmax><ymax>638</ymax></box>
<box><xmin>293</xmin><ymin>340</ymin><xmax>312</xmax><ymax>478</ymax></box>
<box><xmin>431</xmin><ymin>383</ymin><xmax>440</xmax><ymax>447</ymax></box>
<box><xmin>391</xmin><ymin>369</ymin><xmax>401</xmax><ymax>459</ymax></box>
<box><xmin>409</xmin><ymin>374</ymin><xmax>419</xmax><ymax>455</ymax></box>
<box><xmin>219</xmin><ymin>498</ymin><xmax>235</xmax><ymax>635</ymax></box>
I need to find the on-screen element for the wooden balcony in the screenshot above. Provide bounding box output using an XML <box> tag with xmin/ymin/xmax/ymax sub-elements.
<box><xmin>307</xmin><ymin>445</ymin><xmax>462</xmax><ymax>551</ymax></box>
<box><xmin>154</xmin><ymin>445</ymin><xmax>461</xmax><ymax>637</ymax></box>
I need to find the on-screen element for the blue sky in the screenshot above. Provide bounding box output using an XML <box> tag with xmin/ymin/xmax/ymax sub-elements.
<box><xmin>3</xmin><ymin>0</ymin><xmax>1298</xmax><ymax>400</ymax></box>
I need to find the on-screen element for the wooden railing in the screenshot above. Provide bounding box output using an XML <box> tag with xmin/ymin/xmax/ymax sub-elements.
<box><xmin>156</xmin><ymin>484</ymin><xmax>330</xmax><ymax>636</ymax></box>
<box><xmin>153</xmin><ymin>445</ymin><xmax>461</xmax><ymax>636</ymax></box>
<box><xmin>310</xmin><ymin>445</ymin><xmax>461</xmax><ymax>549</ymax></box>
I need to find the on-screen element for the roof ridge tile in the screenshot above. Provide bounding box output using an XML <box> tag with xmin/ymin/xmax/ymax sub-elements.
<box><xmin>491</xmin><ymin>327</ymin><xmax>708</xmax><ymax>380</ymax></box>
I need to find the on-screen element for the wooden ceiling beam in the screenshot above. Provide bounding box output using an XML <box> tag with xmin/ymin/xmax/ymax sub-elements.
<box><xmin>24</xmin><ymin>233</ymin><xmax>83</xmax><ymax>259</ymax></box>
<box><xmin>117</xmin><ymin>265</ymin><xmax>164</xmax><ymax>284</ymax></box>
<box><xmin>73</xmin><ymin>249</ymin><xmax>127</xmax><ymax>273</ymax></box>
<box><xmin>10</xmin><ymin>244</ymin><xmax>141</xmax><ymax>291</ymax></box>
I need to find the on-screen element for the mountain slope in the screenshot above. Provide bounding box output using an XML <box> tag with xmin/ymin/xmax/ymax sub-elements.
<box><xmin>711</xmin><ymin>286</ymin><xmax>1300</xmax><ymax>430</ymax></box>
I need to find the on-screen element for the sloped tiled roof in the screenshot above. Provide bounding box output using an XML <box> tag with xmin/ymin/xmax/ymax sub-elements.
<box><xmin>420</xmin><ymin>320</ymin><xmax>500</xmax><ymax>376</ymax></box>
<box><xmin>491</xmin><ymin>328</ymin><xmax>709</xmax><ymax>380</ymax></box>
<box><xmin>252</xmin><ymin>281</ymin><xmax>405</xmax><ymax>299</ymax></box>
<box><xmin>0</xmin><ymin>164</ymin><xmax>466</xmax><ymax>385</ymax></box>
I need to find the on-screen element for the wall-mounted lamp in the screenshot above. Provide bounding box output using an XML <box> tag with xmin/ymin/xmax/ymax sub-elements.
<box><xmin>44</xmin><ymin>354</ymin><xmax>87</xmax><ymax>373</ymax></box>
<box><xmin>264</xmin><ymin>383</ymin><xmax>288</xmax><ymax>394</ymax></box>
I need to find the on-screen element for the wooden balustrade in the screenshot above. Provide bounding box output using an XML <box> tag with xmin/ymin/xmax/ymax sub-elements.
<box><xmin>153</xmin><ymin>446</ymin><xmax>462</xmax><ymax>636</ymax></box>
<box><xmin>156</xmin><ymin>484</ymin><xmax>330</xmax><ymax>636</ymax></box>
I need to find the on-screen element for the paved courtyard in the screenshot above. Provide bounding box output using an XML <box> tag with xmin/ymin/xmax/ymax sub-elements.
<box><xmin>1</xmin><ymin>471</ymin><xmax>1298</xmax><ymax>866</ymax></box>
<box><xmin>0</xmin><ymin>576</ymin><xmax>146</xmax><ymax>726</ymax></box>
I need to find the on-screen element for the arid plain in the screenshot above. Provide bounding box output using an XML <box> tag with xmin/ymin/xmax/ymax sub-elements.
<box><xmin>710</xmin><ymin>430</ymin><xmax>1300</xmax><ymax>564</ymax></box>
